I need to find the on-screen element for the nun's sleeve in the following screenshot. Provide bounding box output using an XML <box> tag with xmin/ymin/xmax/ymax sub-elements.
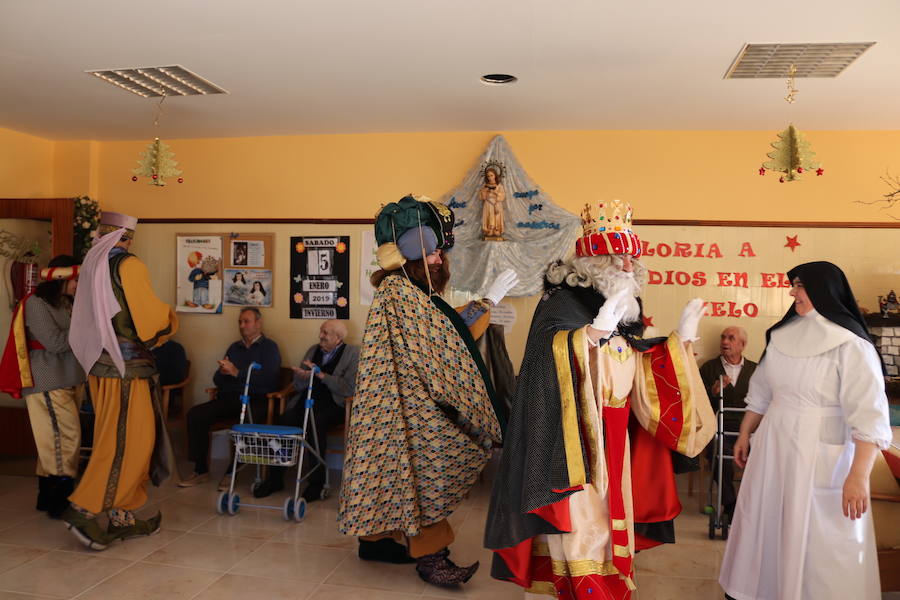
<box><xmin>743</xmin><ymin>356</ymin><xmax>773</xmax><ymax>415</ymax></box>
<box><xmin>837</xmin><ymin>337</ymin><xmax>892</xmax><ymax>449</ymax></box>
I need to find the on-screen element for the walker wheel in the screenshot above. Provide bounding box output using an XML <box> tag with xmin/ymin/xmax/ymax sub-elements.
<box><xmin>708</xmin><ymin>513</ymin><xmax>716</xmax><ymax>540</ymax></box>
<box><xmin>227</xmin><ymin>493</ymin><xmax>240</xmax><ymax>515</ymax></box>
<box><xmin>293</xmin><ymin>498</ymin><xmax>307</xmax><ymax>522</ymax></box>
<box><xmin>703</xmin><ymin>504</ymin><xmax>714</xmax><ymax>515</ymax></box>
<box><xmin>250</xmin><ymin>481</ymin><xmax>260</xmax><ymax>495</ymax></box>
<box><xmin>283</xmin><ymin>498</ymin><xmax>294</xmax><ymax>521</ymax></box>
<box><xmin>216</xmin><ymin>491</ymin><xmax>228</xmax><ymax>515</ymax></box>
<box><xmin>320</xmin><ymin>486</ymin><xmax>330</xmax><ymax>500</ymax></box>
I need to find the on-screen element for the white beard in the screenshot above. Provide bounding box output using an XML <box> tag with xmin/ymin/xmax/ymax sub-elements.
<box><xmin>594</xmin><ymin>269</ymin><xmax>642</xmax><ymax>324</ymax></box>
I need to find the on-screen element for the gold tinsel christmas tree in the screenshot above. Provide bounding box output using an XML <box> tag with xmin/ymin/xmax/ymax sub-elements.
<box><xmin>132</xmin><ymin>137</ymin><xmax>183</xmax><ymax>186</ymax></box>
<box><xmin>760</xmin><ymin>125</ymin><xmax>823</xmax><ymax>183</ymax></box>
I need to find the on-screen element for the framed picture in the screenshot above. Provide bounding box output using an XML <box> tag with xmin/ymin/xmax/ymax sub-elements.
<box><xmin>290</xmin><ymin>236</ymin><xmax>350</xmax><ymax>319</ymax></box>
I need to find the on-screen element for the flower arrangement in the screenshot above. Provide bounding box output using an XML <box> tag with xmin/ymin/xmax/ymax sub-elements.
<box><xmin>73</xmin><ymin>196</ymin><xmax>100</xmax><ymax>260</ymax></box>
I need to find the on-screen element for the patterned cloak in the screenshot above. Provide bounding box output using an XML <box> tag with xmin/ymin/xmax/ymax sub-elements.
<box><xmin>339</xmin><ymin>274</ymin><xmax>502</xmax><ymax>536</ymax></box>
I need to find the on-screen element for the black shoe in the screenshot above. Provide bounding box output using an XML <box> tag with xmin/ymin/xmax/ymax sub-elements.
<box><xmin>36</xmin><ymin>476</ymin><xmax>50</xmax><ymax>512</ymax></box>
<box><xmin>301</xmin><ymin>485</ymin><xmax>324</xmax><ymax>503</ymax></box>
<box><xmin>358</xmin><ymin>538</ymin><xmax>416</xmax><ymax>564</ymax></box>
<box><xmin>252</xmin><ymin>478</ymin><xmax>284</xmax><ymax>499</ymax></box>
<box><xmin>415</xmin><ymin>548</ymin><xmax>478</xmax><ymax>586</ymax></box>
<box><xmin>46</xmin><ymin>476</ymin><xmax>75</xmax><ymax>519</ymax></box>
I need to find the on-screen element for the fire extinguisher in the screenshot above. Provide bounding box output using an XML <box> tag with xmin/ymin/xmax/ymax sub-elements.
<box><xmin>9</xmin><ymin>252</ymin><xmax>39</xmax><ymax>307</ymax></box>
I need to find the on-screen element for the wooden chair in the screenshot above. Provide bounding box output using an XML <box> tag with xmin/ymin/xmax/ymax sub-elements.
<box><xmin>161</xmin><ymin>360</ymin><xmax>191</xmax><ymax>422</ymax></box>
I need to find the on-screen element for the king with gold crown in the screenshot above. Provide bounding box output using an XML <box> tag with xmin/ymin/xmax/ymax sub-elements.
<box><xmin>485</xmin><ymin>199</ymin><xmax>716</xmax><ymax>600</ymax></box>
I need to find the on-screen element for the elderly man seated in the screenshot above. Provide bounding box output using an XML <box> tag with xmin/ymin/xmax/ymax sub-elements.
<box><xmin>180</xmin><ymin>307</ymin><xmax>282</xmax><ymax>488</ymax></box>
<box><xmin>253</xmin><ymin>319</ymin><xmax>358</xmax><ymax>501</ymax></box>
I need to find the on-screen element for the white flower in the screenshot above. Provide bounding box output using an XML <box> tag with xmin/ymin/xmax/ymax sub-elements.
<box><xmin>82</xmin><ymin>222</ymin><xmax>90</xmax><ymax>228</ymax></box>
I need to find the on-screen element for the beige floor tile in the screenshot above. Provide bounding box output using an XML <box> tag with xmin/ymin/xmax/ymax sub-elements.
<box><xmin>0</xmin><ymin>550</ymin><xmax>129</xmax><ymax>597</ymax></box>
<box><xmin>193</xmin><ymin>574</ymin><xmax>313</xmax><ymax>600</ymax></box>
<box><xmin>0</xmin><ymin>510</ymin><xmax>39</xmax><ymax>535</ymax></box>
<box><xmin>146</xmin><ymin>499</ymin><xmax>216</xmax><ymax>532</ymax></box>
<box><xmin>0</xmin><ymin>543</ymin><xmax>46</xmax><ymax>575</ymax></box>
<box><xmin>0</xmin><ymin>591</ymin><xmax>59</xmax><ymax>599</ymax></box>
<box><xmin>75</xmin><ymin>562</ymin><xmax>222</xmax><ymax>600</ymax></box>
<box><xmin>0</xmin><ymin>489</ymin><xmax>36</xmax><ymax>513</ymax></box>
<box><xmin>230</xmin><ymin>541</ymin><xmax>348</xmax><ymax>583</ymax></box>
<box><xmin>271</xmin><ymin>507</ymin><xmax>354</xmax><ymax>550</ymax></box>
<box><xmin>632</xmin><ymin>574</ymin><xmax>723</xmax><ymax>600</ymax></box>
<box><xmin>55</xmin><ymin>529</ymin><xmax>186</xmax><ymax>561</ymax></box>
<box><xmin>193</xmin><ymin>509</ymin><xmax>291</xmax><ymax>540</ymax></box>
<box><xmin>325</xmin><ymin>555</ymin><xmax>426</xmax><ymax>595</ymax></box>
<box><xmin>143</xmin><ymin>532</ymin><xmax>263</xmax><ymax>570</ymax></box>
<box><xmin>0</xmin><ymin>516</ymin><xmax>68</xmax><ymax>550</ymax></box>
<box><xmin>634</xmin><ymin>541</ymin><xmax>722</xmax><ymax>579</ymax></box>
<box><xmin>311</xmin><ymin>584</ymin><xmax>420</xmax><ymax>600</ymax></box>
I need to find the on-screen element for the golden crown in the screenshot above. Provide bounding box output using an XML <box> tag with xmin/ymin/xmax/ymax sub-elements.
<box><xmin>580</xmin><ymin>199</ymin><xmax>634</xmax><ymax>237</ymax></box>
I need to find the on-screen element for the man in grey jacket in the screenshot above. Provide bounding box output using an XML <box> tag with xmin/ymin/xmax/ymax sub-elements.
<box><xmin>253</xmin><ymin>319</ymin><xmax>358</xmax><ymax>500</ymax></box>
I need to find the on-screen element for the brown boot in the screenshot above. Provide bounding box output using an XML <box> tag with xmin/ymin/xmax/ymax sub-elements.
<box><xmin>414</xmin><ymin>548</ymin><xmax>478</xmax><ymax>586</ymax></box>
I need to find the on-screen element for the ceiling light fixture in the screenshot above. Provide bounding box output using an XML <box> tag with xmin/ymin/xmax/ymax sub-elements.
<box><xmin>480</xmin><ymin>73</ymin><xmax>518</xmax><ymax>86</ymax></box>
<box><xmin>86</xmin><ymin>65</ymin><xmax>228</xmax><ymax>98</ymax></box>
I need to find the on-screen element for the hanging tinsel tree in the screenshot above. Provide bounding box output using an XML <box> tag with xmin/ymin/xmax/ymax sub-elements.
<box><xmin>132</xmin><ymin>137</ymin><xmax>183</xmax><ymax>186</ymax></box>
<box><xmin>759</xmin><ymin>124</ymin><xmax>823</xmax><ymax>183</ymax></box>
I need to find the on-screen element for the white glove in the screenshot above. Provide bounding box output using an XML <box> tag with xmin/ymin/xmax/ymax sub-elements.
<box><xmin>484</xmin><ymin>268</ymin><xmax>519</xmax><ymax>305</ymax></box>
<box><xmin>677</xmin><ymin>298</ymin><xmax>705</xmax><ymax>342</ymax></box>
<box><xmin>591</xmin><ymin>288</ymin><xmax>631</xmax><ymax>332</ymax></box>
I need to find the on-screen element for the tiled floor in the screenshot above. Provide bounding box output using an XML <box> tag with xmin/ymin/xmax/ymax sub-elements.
<box><xmin>0</xmin><ymin>463</ymin><xmax>733</xmax><ymax>600</ymax></box>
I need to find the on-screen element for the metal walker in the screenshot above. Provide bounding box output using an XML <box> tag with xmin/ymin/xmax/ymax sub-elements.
<box><xmin>705</xmin><ymin>375</ymin><xmax>746</xmax><ymax>540</ymax></box>
<box><xmin>216</xmin><ymin>362</ymin><xmax>330</xmax><ymax>521</ymax></box>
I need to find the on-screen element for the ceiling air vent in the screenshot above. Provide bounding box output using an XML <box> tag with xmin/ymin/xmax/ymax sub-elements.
<box><xmin>85</xmin><ymin>65</ymin><xmax>228</xmax><ymax>98</ymax></box>
<box><xmin>724</xmin><ymin>42</ymin><xmax>875</xmax><ymax>79</ymax></box>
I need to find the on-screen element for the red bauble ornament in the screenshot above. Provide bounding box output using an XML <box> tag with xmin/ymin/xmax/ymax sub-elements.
<box><xmin>152</xmin><ymin>174</ymin><xmax>158</xmax><ymax>180</ymax></box>
<box><xmin>816</xmin><ymin>168</ymin><xmax>824</xmax><ymax>176</ymax></box>
<box><xmin>779</xmin><ymin>176</ymin><xmax>785</xmax><ymax>183</ymax></box>
<box><xmin>758</xmin><ymin>167</ymin><xmax>766</xmax><ymax>176</ymax></box>
<box><xmin>797</xmin><ymin>167</ymin><xmax>804</xmax><ymax>173</ymax></box>
<box><xmin>131</xmin><ymin>176</ymin><xmax>138</xmax><ymax>182</ymax></box>
<box><xmin>177</xmin><ymin>177</ymin><xmax>183</xmax><ymax>184</ymax></box>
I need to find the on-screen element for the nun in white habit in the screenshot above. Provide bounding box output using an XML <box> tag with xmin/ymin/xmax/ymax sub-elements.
<box><xmin>719</xmin><ymin>261</ymin><xmax>891</xmax><ymax>600</ymax></box>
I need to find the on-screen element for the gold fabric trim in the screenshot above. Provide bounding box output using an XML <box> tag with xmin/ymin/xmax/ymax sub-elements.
<box><xmin>600</xmin><ymin>340</ymin><xmax>633</xmax><ymax>363</ymax></box>
<box><xmin>552</xmin><ymin>330</ymin><xmax>586</xmax><ymax>487</ymax></box>
<box><xmin>667</xmin><ymin>335</ymin><xmax>693</xmax><ymax>455</ymax></box>
<box><xmin>641</xmin><ymin>350</ymin><xmax>661</xmax><ymax>437</ymax></box>
<box><xmin>613</xmin><ymin>544</ymin><xmax>630</xmax><ymax>558</ymax></box>
<box><xmin>553</xmin><ymin>558</ymin><xmax>619</xmax><ymax>577</ymax></box>
<box><xmin>533</xmin><ymin>540</ymin><xmax>551</xmax><ymax>556</ymax></box>
<box><xmin>612</xmin><ymin>518</ymin><xmax>627</xmax><ymax>530</ymax></box>
<box><xmin>12</xmin><ymin>302</ymin><xmax>33</xmax><ymax>389</ymax></box>
<box><xmin>526</xmin><ymin>581</ymin><xmax>558</xmax><ymax>596</ymax></box>
<box><xmin>624</xmin><ymin>575</ymin><xmax>637</xmax><ymax>591</ymax></box>
<box><xmin>606</xmin><ymin>388</ymin><xmax>628</xmax><ymax>409</ymax></box>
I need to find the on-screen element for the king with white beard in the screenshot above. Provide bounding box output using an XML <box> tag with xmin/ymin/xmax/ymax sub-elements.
<box><xmin>485</xmin><ymin>200</ymin><xmax>716</xmax><ymax>600</ymax></box>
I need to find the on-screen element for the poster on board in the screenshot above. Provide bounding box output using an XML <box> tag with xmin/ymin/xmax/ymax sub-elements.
<box><xmin>224</xmin><ymin>269</ymin><xmax>273</xmax><ymax>307</ymax></box>
<box><xmin>176</xmin><ymin>235</ymin><xmax>223</xmax><ymax>314</ymax></box>
<box><xmin>290</xmin><ymin>236</ymin><xmax>350</xmax><ymax>319</ymax></box>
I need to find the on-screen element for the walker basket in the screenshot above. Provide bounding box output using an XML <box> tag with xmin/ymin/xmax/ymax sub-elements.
<box><xmin>230</xmin><ymin>424</ymin><xmax>303</xmax><ymax>467</ymax></box>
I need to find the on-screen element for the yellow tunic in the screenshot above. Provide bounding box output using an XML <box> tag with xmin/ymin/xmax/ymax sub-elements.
<box><xmin>69</xmin><ymin>256</ymin><xmax>177</xmax><ymax>513</ymax></box>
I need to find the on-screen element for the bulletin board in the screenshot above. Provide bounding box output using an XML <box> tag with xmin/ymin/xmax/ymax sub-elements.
<box><xmin>223</xmin><ymin>232</ymin><xmax>275</xmax><ymax>308</ymax></box>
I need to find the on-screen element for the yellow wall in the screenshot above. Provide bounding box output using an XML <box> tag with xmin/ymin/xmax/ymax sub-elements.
<box><xmin>0</xmin><ymin>127</ymin><xmax>54</xmax><ymax>198</ymax></box>
<box><xmin>94</xmin><ymin>130</ymin><xmax>900</xmax><ymax>222</ymax></box>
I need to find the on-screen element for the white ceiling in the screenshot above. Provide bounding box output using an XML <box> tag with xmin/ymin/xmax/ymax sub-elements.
<box><xmin>2</xmin><ymin>0</ymin><xmax>899</xmax><ymax>141</ymax></box>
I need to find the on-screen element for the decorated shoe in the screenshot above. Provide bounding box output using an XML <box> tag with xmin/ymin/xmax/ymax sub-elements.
<box><xmin>62</xmin><ymin>507</ymin><xmax>109</xmax><ymax>551</ymax></box>
<box><xmin>415</xmin><ymin>548</ymin><xmax>478</xmax><ymax>586</ymax></box>
<box><xmin>107</xmin><ymin>512</ymin><xmax>162</xmax><ymax>541</ymax></box>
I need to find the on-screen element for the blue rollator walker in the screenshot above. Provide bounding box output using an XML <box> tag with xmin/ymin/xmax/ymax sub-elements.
<box><xmin>216</xmin><ymin>362</ymin><xmax>330</xmax><ymax>521</ymax></box>
<box><xmin>704</xmin><ymin>375</ymin><xmax>746</xmax><ymax>540</ymax></box>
